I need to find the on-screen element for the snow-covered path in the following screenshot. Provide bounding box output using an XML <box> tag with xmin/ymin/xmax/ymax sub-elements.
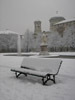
<box><xmin>0</xmin><ymin>54</ymin><xmax>75</xmax><ymax>100</ymax></box>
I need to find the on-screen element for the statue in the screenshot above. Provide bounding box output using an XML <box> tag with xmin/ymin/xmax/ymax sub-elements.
<box><xmin>39</xmin><ymin>32</ymin><xmax>49</xmax><ymax>55</ymax></box>
<box><xmin>42</xmin><ymin>33</ymin><xmax>47</xmax><ymax>43</ymax></box>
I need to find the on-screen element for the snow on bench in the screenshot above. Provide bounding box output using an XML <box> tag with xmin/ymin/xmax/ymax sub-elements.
<box><xmin>11</xmin><ymin>68</ymin><xmax>47</xmax><ymax>77</ymax></box>
<box><xmin>11</xmin><ymin>57</ymin><xmax>62</xmax><ymax>85</ymax></box>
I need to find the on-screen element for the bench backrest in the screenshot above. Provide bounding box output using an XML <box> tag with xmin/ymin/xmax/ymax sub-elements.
<box><xmin>21</xmin><ymin>57</ymin><xmax>62</xmax><ymax>75</ymax></box>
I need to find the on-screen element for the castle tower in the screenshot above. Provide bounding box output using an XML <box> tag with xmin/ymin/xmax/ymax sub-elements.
<box><xmin>34</xmin><ymin>21</ymin><xmax>42</xmax><ymax>33</ymax></box>
<box><xmin>49</xmin><ymin>16</ymin><xmax>65</xmax><ymax>31</ymax></box>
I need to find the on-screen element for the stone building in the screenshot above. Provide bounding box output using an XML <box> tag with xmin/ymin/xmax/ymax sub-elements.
<box><xmin>34</xmin><ymin>21</ymin><xmax>42</xmax><ymax>33</ymax></box>
<box><xmin>33</xmin><ymin>16</ymin><xmax>75</xmax><ymax>52</ymax></box>
<box><xmin>49</xmin><ymin>16</ymin><xmax>65</xmax><ymax>31</ymax></box>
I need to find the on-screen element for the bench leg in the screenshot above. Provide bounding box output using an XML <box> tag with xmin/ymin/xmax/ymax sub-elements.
<box><xmin>42</xmin><ymin>75</ymin><xmax>50</xmax><ymax>85</ymax></box>
<box><xmin>53</xmin><ymin>75</ymin><xmax>55</xmax><ymax>83</ymax></box>
<box><xmin>42</xmin><ymin>77</ymin><xmax>45</xmax><ymax>85</ymax></box>
<box><xmin>15</xmin><ymin>72</ymin><xmax>21</xmax><ymax>78</ymax></box>
<box><xmin>15</xmin><ymin>72</ymin><xmax>27</xmax><ymax>78</ymax></box>
<box><xmin>42</xmin><ymin>75</ymin><xmax>56</xmax><ymax>85</ymax></box>
<box><xmin>24</xmin><ymin>73</ymin><xmax>27</xmax><ymax>77</ymax></box>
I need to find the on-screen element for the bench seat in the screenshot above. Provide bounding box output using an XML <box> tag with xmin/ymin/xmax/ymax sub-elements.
<box><xmin>11</xmin><ymin>68</ymin><xmax>48</xmax><ymax>77</ymax></box>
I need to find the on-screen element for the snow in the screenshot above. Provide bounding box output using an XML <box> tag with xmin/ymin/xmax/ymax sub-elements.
<box><xmin>21</xmin><ymin>57</ymin><xmax>62</xmax><ymax>74</ymax></box>
<box><xmin>54</xmin><ymin>18</ymin><xmax>75</xmax><ymax>25</ymax></box>
<box><xmin>0</xmin><ymin>53</ymin><xmax>75</xmax><ymax>100</ymax></box>
<box><xmin>11</xmin><ymin>68</ymin><xmax>47</xmax><ymax>77</ymax></box>
<box><xmin>0</xmin><ymin>30</ymin><xmax>18</xmax><ymax>34</ymax></box>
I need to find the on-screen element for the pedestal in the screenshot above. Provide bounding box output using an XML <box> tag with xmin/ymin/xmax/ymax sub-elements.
<box><xmin>39</xmin><ymin>43</ymin><xmax>49</xmax><ymax>55</ymax></box>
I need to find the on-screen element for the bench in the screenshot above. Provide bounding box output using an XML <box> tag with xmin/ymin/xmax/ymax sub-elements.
<box><xmin>11</xmin><ymin>57</ymin><xmax>62</xmax><ymax>85</ymax></box>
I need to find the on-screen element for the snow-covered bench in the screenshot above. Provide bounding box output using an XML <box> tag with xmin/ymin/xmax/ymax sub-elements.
<box><xmin>11</xmin><ymin>57</ymin><xmax>62</xmax><ymax>85</ymax></box>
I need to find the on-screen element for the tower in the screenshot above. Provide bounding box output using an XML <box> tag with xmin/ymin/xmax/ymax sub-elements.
<box><xmin>34</xmin><ymin>21</ymin><xmax>42</xmax><ymax>33</ymax></box>
<box><xmin>49</xmin><ymin>16</ymin><xmax>65</xmax><ymax>31</ymax></box>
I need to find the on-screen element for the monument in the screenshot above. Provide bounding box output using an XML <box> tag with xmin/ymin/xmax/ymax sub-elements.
<box><xmin>39</xmin><ymin>32</ymin><xmax>49</xmax><ymax>55</ymax></box>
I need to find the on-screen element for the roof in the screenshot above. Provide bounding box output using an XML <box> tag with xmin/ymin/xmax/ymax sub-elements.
<box><xmin>0</xmin><ymin>30</ymin><xmax>18</xmax><ymax>34</ymax></box>
<box><xmin>54</xmin><ymin>18</ymin><xmax>75</xmax><ymax>25</ymax></box>
<box><xmin>49</xmin><ymin>16</ymin><xmax>65</xmax><ymax>21</ymax></box>
<box><xmin>34</xmin><ymin>21</ymin><xmax>41</xmax><ymax>23</ymax></box>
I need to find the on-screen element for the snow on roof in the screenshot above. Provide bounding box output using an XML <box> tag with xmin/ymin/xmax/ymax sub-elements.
<box><xmin>54</xmin><ymin>18</ymin><xmax>75</xmax><ymax>25</ymax></box>
<box><xmin>50</xmin><ymin>16</ymin><xmax>65</xmax><ymax>21</ymax></box>
<box><xmin>0</xmin><ymin>30</ymin><xmax>18</xmax><ymax>34</ymax></box>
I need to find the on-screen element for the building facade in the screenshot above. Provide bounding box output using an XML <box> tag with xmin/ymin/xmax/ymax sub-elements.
<box><xmin>34</xmin><ymin>21</ymin><xmax>42</xmax><ymax>33</ymax></box>
<box><xmin>33</xmin><ymin>16</ymin><xmax>75</xmax><ymax>52</ymax></box>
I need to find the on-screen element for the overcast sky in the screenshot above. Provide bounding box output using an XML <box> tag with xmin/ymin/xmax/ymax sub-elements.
<box><xmin>0</xmin><ymin>0</ymin><xmax>75</xmax><ymax>34</ymax></box>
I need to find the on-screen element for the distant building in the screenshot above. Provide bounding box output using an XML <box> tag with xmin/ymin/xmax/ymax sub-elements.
<box><xmin>49</xmin><ymin>16</ymin><xmax>65</xmax><ymax>31</ymax></box>
<box><xmin>33</xmin><ymin>16</ymin><xmax>75</xmax><ymax>52</ymax></box>
<box><xmin>0</xmin><ymin>16</ymin><xmax>75</xmax><ymax>52</ymax></box>
<box><xmin>34</xmin><ymin>21</ymin><xmax>42</xmax><ymax>33</ymax></box>
<box><xmin>0</xmin><ymin>31</ymin><xmax>18</xmax><ymax>52</ymax></box>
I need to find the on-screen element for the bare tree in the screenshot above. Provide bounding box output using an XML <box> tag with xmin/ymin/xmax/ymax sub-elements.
<box><xmin>23</xmin><ymin>29</ymin><xmax>32</xmax><ymax>52</ymax></box>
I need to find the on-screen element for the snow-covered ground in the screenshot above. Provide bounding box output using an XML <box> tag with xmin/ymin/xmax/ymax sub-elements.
<box><xmin>0</xmin><ymin>53</ymin><xmax>75</xmax><ymax>100</ymax></box>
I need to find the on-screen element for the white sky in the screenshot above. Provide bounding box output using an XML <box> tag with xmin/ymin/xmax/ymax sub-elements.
<box><xmin>0</xmin><ymin>0</ymin><xmax>75</xmax><ymax>34</ymax></box>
